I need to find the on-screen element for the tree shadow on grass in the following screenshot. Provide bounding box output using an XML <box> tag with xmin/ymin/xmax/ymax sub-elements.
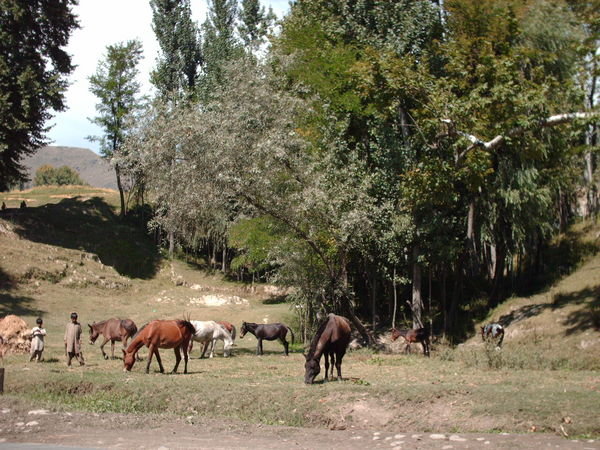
<box><xmin>0</xmin><ymin>292</ymin><xmax>44</xmax><ymax>317</ymax></box>
<box><xmin>497</xmin><ymin>285</ymin><xmax>600</xmax><ymax>335</ymax></box>
<box><xmin>7</xmin><ymin>196</ymin><xmax>161</xmax><ymax>279</ymax></box>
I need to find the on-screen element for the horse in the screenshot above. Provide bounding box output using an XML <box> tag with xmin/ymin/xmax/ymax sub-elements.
<box><xmin>481</xmin><ymin>322</ymin><xmax>504</xmax><ymax>348</ymax></box>
<box><xmin>122</xmin><ymin>319</ymin><xmax>195</xmax><ymax>374</ymax></box>
<box><xmin>304</xmin><ymin>313</ymin><xmax>351</xmax><ymax>384</ymax></box>
<box><xmin>240</xmin><ymin>321</ymin><xmax>294</xmax><ymax>355</ymax></box>
<box><xmin>188</xmin><ymin>320</ymin><xmax>234</xmax><ymax>358</ymax></box>
<box><xmin>88</xmin><ymin>318</ymin><xmax>138</xmax><ymax>360</ymax></box>
<box><xmin>200</xmin><ymin>320</ymin><xmax>236</xmax><ymax>358</ymax></box>
<box><xmin>390</xmin><ymin>327</ymin><xmax>430</xmax><ymax>357</ymax></box>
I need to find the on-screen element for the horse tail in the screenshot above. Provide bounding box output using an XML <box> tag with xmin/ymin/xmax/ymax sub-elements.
<box><xmin>230</xmin><ymin>324</ymin><xmax>236</xmax><ymax>341</ymax></box>
<box><xmin>131</xmin><ymin>322</ymin><xmax>149</xmax><ymax>340</ymax></box>
<box><xmin>286</xmin><ymin>326</ymin><xmax>295</xmax><ymax>346</ymax></box>
<box><xmin>122</xmin><ymin>320</ymin><xmax>137</xmax><ymax>336</ymax></box>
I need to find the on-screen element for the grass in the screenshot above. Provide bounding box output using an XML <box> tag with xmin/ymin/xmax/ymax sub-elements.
<box><xmin>1</xmin><ymin>192</ymin><xmax>599</xmax><ymax>438</ymax></box>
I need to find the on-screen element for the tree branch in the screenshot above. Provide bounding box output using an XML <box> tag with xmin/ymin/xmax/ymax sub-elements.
<box><xmin>443</xmin><ymin>112</ymin><xmax>598</xmax><ymax>165</ymax></box>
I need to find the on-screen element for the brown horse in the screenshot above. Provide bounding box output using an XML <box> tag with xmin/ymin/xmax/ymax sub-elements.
<box><xmin>390</xmin><ymin>327</ymin><xmax>430</xmax><ymax>357</ymax></box>
<box><xmin>240</xmin><ymin>321</ymin><xmax>294</xmax><ymax>355</ymax></box>
<box><xmin>304</xmin><ymin>314</ymin><xmax>351</xmax><ymax>384</ymax></box>
<box><xmin>88</xmin><ymin>318</ymin><xmax>138</xmax><ymax>360</ymax></box>
<box><xmin>201</xmin><ymin>320</ymin><xmax>237</xmax><ymax>358</ymax></box>
<box><xmin>122</xmin><ymin>320</ymin><xmax>195</xmax><ymax>374</ymax></box>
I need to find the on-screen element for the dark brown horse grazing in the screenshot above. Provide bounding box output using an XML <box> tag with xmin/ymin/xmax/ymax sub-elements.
<box><xmin>88</xmin><ymin>318</ymin><xmax>138</xmax><ymax>360</ymax></box>
<box><xmin>304</xmin><ymin>314</ymin><xmax>351</xmax><ymax>384</ymax></box>
<box><xmin>390</xmin><ymin>327</ymin><xmax>430</xmax><ymax>357</ymax></box>
<box><xmin>122</xmin><ymin>320</ymin><xmax>195</xmax><ymax>374</ymax></box>
<box><xmin>240</xmin><ymin>321</ymin><xmax>294</xmax><ymax>355</ymax></box>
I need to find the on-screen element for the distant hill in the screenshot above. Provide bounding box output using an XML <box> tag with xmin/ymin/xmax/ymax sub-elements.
<box><xmin>22</xmin><ymin>146</ymin><xmax>117</xmax><ymax>189</ymax></box>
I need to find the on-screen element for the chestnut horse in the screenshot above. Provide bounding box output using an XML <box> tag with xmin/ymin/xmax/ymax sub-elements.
<box><xmin>201</xmin><ymin>320</ymin><xmax>237</xmax><ymax>358</ymax></box>
<box><xmin>122</xmin><ymin>320</ymin><xmax>195</xmax><ymax>374</ymax></box>
<box><xmin>304</xmin><ymin>314</ymin><xmax>351</xmax><ymax>384</ymax></box>
<box><xmin>481</xmin><ymin>323</ymin><xmax>504</xmax><ymax>348</ymax></box>
<box><xmin>390</xmin><ymin>327</ymin><xmax>430</xmax><ymax>357</ymax></box>
<box><xmin>88</xmin><ymin>318</ymin><xmax>138</xmax><ymax>360</ymax></box>
<box><xmin>240</xmin><ymin>321</ymin><xmax>294</xmax><ymax>355</ymax></box>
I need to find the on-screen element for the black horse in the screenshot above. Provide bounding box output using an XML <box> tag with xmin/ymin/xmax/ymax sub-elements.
<box><xmin>304</xmin><ymin>313</ymin><xmax>351</xmax><ymax>384</ymax></box>
<box><xmin>240</xmin><ymin>321</ymin><xmax>294</xmax><ymax>355</ymax></box>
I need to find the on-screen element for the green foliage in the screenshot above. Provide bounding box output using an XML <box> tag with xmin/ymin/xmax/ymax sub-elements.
<box><xmin>228</xmin><ymin>216</ymin><xmax>279</xmax><ymax>276</ymax></box>
<box><xmin>150</xmin><ymin>0</ymin><xmax>202</xmax><ymax>101</ymax></box>
<box><xmin>33</xmin><ymin>164</ymin><xmax>86</xmax><ymax>187</ymax></box>
<box><xmin>0</xmin><ymin>0</ymin><xmax>78</xmax><ymax>190</ymax></box>
<box><xmin>238</xmin><ymin>0</ymin><xmax>276</xmax><ymax>53</ymax></box>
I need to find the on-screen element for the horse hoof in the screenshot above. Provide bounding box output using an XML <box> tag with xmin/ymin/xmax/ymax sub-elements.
<box><xmin>103</xmin><ymin>356</ymin><xmax>108</xmax><ymax>360</ymax></box>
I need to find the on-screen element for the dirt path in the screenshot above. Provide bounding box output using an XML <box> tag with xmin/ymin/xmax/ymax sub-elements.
<box><xmin>1</xmin><ymin>402</ymin><xmax>598</xmax><ymax>449</ymax></box>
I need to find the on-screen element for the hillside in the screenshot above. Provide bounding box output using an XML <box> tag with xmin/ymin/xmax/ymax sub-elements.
<box><xmin>0</xmin><ymin>195</ymin><xmax>599</xmax><ymax>442</ymax></box>
<box><xmin>460</xmin><ymin>222</ymin><xmax>600</xmax><ymax>369</ymax></box>
<box><xmin>21</xmin><ymin>146</ymin><xmax>117</xmax><ymax>189</ymax></box>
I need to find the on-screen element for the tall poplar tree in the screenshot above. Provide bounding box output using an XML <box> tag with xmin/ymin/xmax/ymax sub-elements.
<box><xmin>0</xmin><ymin>0</ymin><xmax>78</xmax><ymax>191</ymax></box>
<box><xmin>238</xmin><ymin>0</ymin><xmax>276</xmax><ymax>54</ymax></box>
<box><xmin>88</xmin><ymin>40</ymin><xmax>144</xmax><ymax>217</ymax></box>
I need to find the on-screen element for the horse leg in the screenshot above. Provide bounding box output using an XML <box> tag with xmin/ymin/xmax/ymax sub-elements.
<box><xmin>324</xmin><ymin>352</ymin><xmax>330</xmax><ymax>381</ymax></box>
<box><xmin>153</xmin><ymin>347</ymin><xmax>165</xmax><ymax>373</ymax></box>
<box><xmin>145</xmin><ymin>344</ymin><xmax>155</xmax><ymax>374</ymax></box>
<box><xmin>110</xmin><ymin>340</ymin><xmax>115</xmax><ymax>359</ymax></box>
<box><xmin>335</xmin><ymin>352</ymin><xmax>344</xmax><ymax>380</ymax></box>
<box><xmin>200</xmin><ymin>340</ymin><xmax>209</xmax><ymax>358</ymax></box>
<box><xmin>280</xmin><ymin>337</ymin><xmax>289</xmax><ymax>356</ymax></box>
<box><xmin>172</xmin><ymin>347</ymin><xmax>181</xmax><ymax>373</ymax></box>
<box><xmin>423</xmin><ymin>339</ymin><xmax>430</xmax><ymax>356</ymax></box>
<box><xmin>100</xmin><ymin>337</ymin><xmax>109</xmax><ymax>360</ymax></box>
<box><xmin>182</xmin><ymin>341</ymin><xmax>189</xmax><ymax>374</ymax></box>
<box><xmin>209</xmin><ymin>339</ymin><xmax>216</xmax><ymax>358</ymax></box>
<box><xmin>257</xmin><ymin>339</ymin><xmax>263</xmax><ymax>356</ymax></box>
<box><xmin>329</xmin><ymin>353</ymin><xmax>336</xmax><ymax>380</ymax></box>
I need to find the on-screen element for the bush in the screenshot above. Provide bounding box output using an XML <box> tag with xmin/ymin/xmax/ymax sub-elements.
<box><xmin>34</xmin><ymin>164</ymin><xmax>87</xmax><ymax>186</ymax></box>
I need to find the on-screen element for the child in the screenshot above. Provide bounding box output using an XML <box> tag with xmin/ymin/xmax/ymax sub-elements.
<box><xmin>30</xmin><ymin>317</ymin><xmax>46</xmax><ymax>362</ymax></box>
<box><xmin>64</xmin><ymin>312</ymin><xmax>84</xmax><ymax>367</ymax></box>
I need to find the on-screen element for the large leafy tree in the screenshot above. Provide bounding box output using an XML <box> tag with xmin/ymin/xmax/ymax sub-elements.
<box><xmin>0</xmin><ymin>0</ymin><xmax>78</xmax><ymax>191</ymax></box>
<box><xmin>88</xmin><ymin>40</ymin><xmax>144</xmax><ymax>217</ymax></box>
<box><xmin>238</xmin><ymin>0</ymin><xmax>276</xmax><ymax>55</ymax></box>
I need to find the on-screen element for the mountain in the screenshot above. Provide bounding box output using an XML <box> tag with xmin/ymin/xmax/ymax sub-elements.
<box><xmin>22</xmin><ymin>146</ymin><xmax>117</xmax><ymax>190</ymax></box>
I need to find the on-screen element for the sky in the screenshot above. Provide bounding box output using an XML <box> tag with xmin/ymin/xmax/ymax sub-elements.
<box><xmin>46</xmin><ymin>0</ymin><xmax>291</xmax><ymax>154</ymax></box>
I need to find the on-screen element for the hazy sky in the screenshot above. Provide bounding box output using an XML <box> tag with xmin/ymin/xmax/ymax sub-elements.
<box><xmin>46</xmin><ymin>0</ymin><xmax>291</xmax><ymax>154</ymax></box>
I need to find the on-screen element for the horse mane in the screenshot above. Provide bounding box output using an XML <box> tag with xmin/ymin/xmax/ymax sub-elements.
<box><xmin>176</xmin><ymin>319</ymin><xmax>196</xmax><ymax>335</ymax></box>
<box><xmin>307</xmin><ymin>314</ymin><xmax>333</xmax><ymax>359</ymax></box>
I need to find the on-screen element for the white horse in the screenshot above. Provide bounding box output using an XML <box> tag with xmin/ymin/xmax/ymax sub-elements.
<box><xmin>189</xmin><ymin>320</ymin><xmax>234</xmax><ymax>358</ymax></box>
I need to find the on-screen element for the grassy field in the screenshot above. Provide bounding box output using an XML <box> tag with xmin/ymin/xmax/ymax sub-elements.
<box><xmin>1</xmin><ymin>191</ymin><xmax>599</xmax><ymax>439</ymax></box>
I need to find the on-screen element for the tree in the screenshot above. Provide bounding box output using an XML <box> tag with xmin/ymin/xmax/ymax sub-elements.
<box><xmin>88</xmin><ymin>40</ymin><xmax>145</xmax><ymax>217</ymax></box>
<box><xmin>0</xmin><ymin>0</ymin><xmax>78</xmax><ymax>191</ymax></box>
<box><xmin>34</xmin><ymin>164</ymin><xmax>86</xmax><ymax>186</ymax></box>
<box><xmin>200</xmin><ymin>0</ymin><xmax>242</xmax><ymax>99</ymax></box>
<box><xmin>150</xmin><ymin>0</ymin><xmax>202</xmax><ymax>102</ymax></box>
<box><xmin>238</xmin><ymin>0</ymin><xmax>276</xmax><ymax>55</ymax></box>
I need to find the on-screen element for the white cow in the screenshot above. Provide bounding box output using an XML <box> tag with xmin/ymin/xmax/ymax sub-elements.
<box><xmin>189</xmin><ymin>320</ymin><xmax>234</xmax><ymax>358</ymax></box>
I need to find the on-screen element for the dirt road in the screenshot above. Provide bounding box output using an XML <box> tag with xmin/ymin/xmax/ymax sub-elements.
<box><xmin>1</xmin><ymin>402</ymin><xmax>598</xmax><ymax>449</ymax></box>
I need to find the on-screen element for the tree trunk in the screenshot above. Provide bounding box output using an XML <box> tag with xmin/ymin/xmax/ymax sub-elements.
<box><xmin>412</xmin><ymin>245</ymin><xmax>423</xmax><ymax>329</ymax></box>
<box><xmin>222</xmin><ymin>246</ymin><xmax>227</xmax><ymax>273</ymax></box>
<box><xmin>168</xmin><ymin>230</ymin><xmax>175</xmax><ymax>259</ymax></box>
<box><xmin>392</xmin><ymin>265</ymin><xmax>398</xmax><ymax>329</ymax></box>
<box><xmin>115</xmin><ymin>164</ymin><xmax>126</xmax><ymax>217</ymax></box>
<box><xmin>371</xmin><ymin>267</ymin><xmax>377</xmax><ymax>331</ymax></box>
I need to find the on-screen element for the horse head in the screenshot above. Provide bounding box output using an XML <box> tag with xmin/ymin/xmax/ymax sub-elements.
<box><xmin>240</xmin><ymin>321</ymin><xmax>247</xmax><ymax>338</ymax></box>
<box><xmin>304</xmin><ymin>354</ymin><xmax>320</xmax><ymax>384</ymax></box>
<box><xmin>122</xmin><ymin>348</ymin><xmax>135</xmax><ymax>372</ymax></box>
<box><xmin>88</xmin><ymin>323</ymin><xmax>99</xmax><ymax>344</ymax></box>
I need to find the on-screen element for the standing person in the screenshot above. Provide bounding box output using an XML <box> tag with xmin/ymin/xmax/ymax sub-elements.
<box><xmin>30</xmin><ymin>317</ymin><xmax>46</xmax><ymax>362</ymax></box>
<box><xmin>64</xmin><ymin>312</ymin><xmax>84</xmax><ymax>367</ymax></box>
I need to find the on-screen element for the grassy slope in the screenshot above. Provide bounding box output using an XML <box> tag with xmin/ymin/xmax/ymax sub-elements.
<box><xmin>0</xmin><ymin>189</ymin><xmax>599</xmax><ymax>438</ymax></box>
